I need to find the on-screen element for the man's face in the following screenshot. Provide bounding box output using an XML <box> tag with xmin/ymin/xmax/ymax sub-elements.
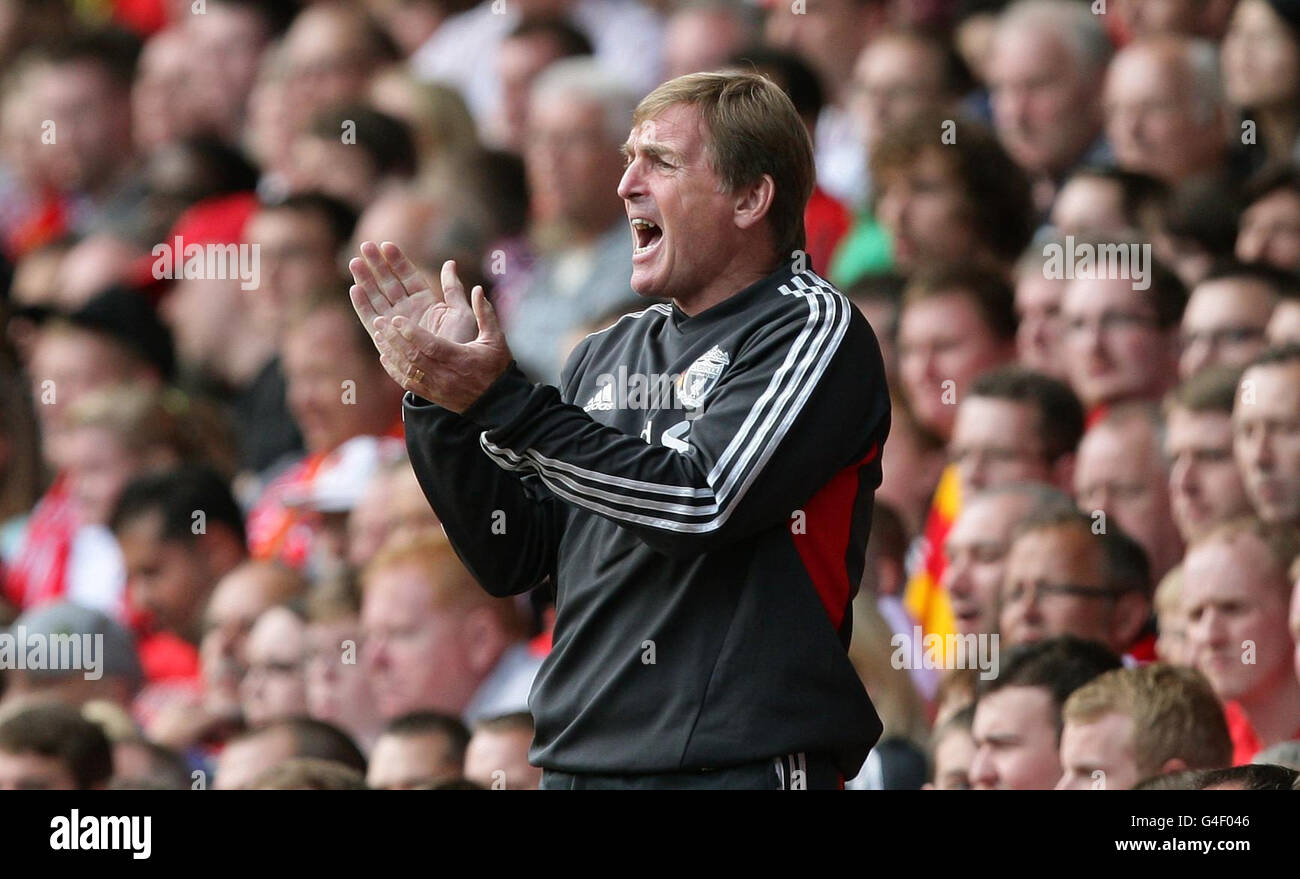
<box><xmin>160</xmin><ymin>276</ymin><xmax>243</xmax><ymax>373</ymax></box>
<box><xmin>928</xmin><ymin>726</ymin><xmax>976</xmax><ymax>790</ymax></box>
<box><xmin>287</xmin><ymin>134</ymin><xmax>379</xmax><ymax>210</ymax></box>
<box><xmin>62</xmin><ymin>427</ymin><xmax>139</xmax><ymax>526</ymax></box>
<box><xmin>875</xmin><ymin>148</ymin><xmax>975</xmax><ymax>271</ymax></box>
<box><xmin>362</xmin><ymin>563</ymin><xmax>474</xmax><ymax>719</ymax></box>
<box><xmin>283</xmin><ymin>309</ymin><xmax>391</xmax><ymax>454</ymax></box>
<box><xmin>28</xmin><ymin>328</ymin><xmax>140</xmax><ymax>462</ymax></box>
<box><xmin>465</xmin><ymin>728</ymin><xmax>542</xmax><ymax>790</ymax></box>
<box><xmin>34</xmin><ymin>61</ymin><xmax>132</xmax><ymax>191</ymax></box>
<box><xmin>1015</xmin><ymin>272</ymin><xmax>1069</xmax><ymax>379</ymax></box>
<box><xmin>497</xmin><ymin>35</ymin><xmax>564</xmax><ymax>151</ymax></box>
<box><xmin>987</xmin><ymin>24</ymin><xmax>1099</xmax><ymax>176</ymax></box>
<box><xmin>1234</xmin><ymin>362</ymin><xmax>1300</xmax><ymax>524</ymax></box>
<box><xmin>1166</xmin><ymin>407</ymin><xmax>1253</xmax><ymax>541</ymax></box>
<box><xmin>0</xmin><ymin>751</ymin><xmax>79</xmax><ymax>790</ymax></box>
<box><xmin>203</xmin><ymin>566</ymin><xmax>284</xmax><ymax>699</ymax></box>
<box><xmin>1104</xmin><ymin>47</ymin><xmax>1222</xmax><ymax>183</ymax></box>
<box><xmin>1183</xmin><ymin>534</ymin><xmax>1295</xmax><ymax>704</ymax></box>
<box><xmin>850</xmin><ymin>37</ymin><xmax>947</xmax><ymax>146</ymax></box>
<box><xmin>944</xmin><ymin>493</ymin><xmax>1033</xmax><ymax>636</ymax></box>
<box><xmin>763</xmin><ymin>0</ymin><xmax>875</xmax><ymax>94</ymax></box>
<box><xmin>1236</xmin><ymin>189</ymin><xmax>1300</xmax><ymax>272</ymax></box>
<box><xmin>662</xmin><ymin>10</ymin><xmax>748</xmax><ymax>82</ymax></box>
<box><xmin>188</xmin><ymin>2</ymin><xmax>268</xmax><ymax>121</ymax></box>
<box><xmin>366</xmin><ymin>731</ymin><xmax>459</xmax><ymax>790</ymax></box>
<box><xmin>949</xmin><ymin>397</ymin><xmax>1052</xmax><ymax>496</ymax></box>
<box><xmin>245</xmin><ymin>209</ymin><xmax>340</xmax><ymax>337</ymax></box>
<box><xmin>280</xmin><ymin>9</ymin><xmax>372</xmax><ymax>121</ymax></box>
<box><xmin>617</xmin><ymin>104</ymin><xmax>752</xmax><ymax>304</ymax></box>
<box><xmin>898</xmin><ymin>293</ymin><xmax>1012</xmax><ymax>440</ymax></box>
<box><xmin>1074</xmin><ymin>418</ymin><xmax>1182</xmax><ymax>579</ymax></box>
<box><xmin>306</xmin><ymin>617</ymin><xmax>378</xmax><ymax>729</ymax></box>
<box><xmin>970</xmin><ymin>686</ymin><xmax>1063</xmax><ymax>789</ymax></box>
<box><xmin>1000</xmin><ymin>527</ymin><xmax>1120</xmax><ymax>650</ymax></box>
<box><xmin>117</xmin><ymin>512</ymin><xmax>211</xmax><ymax>639</ymax></box>
<box><xmin>240</xmin><ymin>607</ymin><xmax>309</xmax><ymax>728</ymax></box>
<box><xmin>215</xmin><ymin>728</ymin><xmax>295</xmax><ymax>790</ymax></box>
<box><xmin>1056</xmin><ymin>711</ymin><xmax>1140</xmax><ymax>790</ymax></box>
<box><xmin>526</xmin><ymin>93</ymin><xmax>623</xmax><ymax>231</ymax></box>
<box><xmin>1062</xmin><ymin>276</ymin><xmax>1172</xmax><ymax>408</ymax></box>
<box><xmin>1179</xmin><ymin>278</ymin><xmax>1275</xmax><ymax>380</ymax></box>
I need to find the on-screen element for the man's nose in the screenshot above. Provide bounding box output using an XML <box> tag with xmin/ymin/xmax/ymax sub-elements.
<box><xmin>968</xmin><ymin>746</ymin><xmax>996</xmax><ymax>788</ymax></box>
<box><xmin>1194</xmin><ymin>610</ymin><xmax>1227</xmax><ymax>647</ymax></box>
<box><xmin>1170</xmin><ymin>455</ymin><xmax>1197</xmax><ymax>497</ymax></box>
<box><xmin>617</xmin><ymin>161</ymin><xmax>642</xmax><ymax>202</ymax></box>
<box><xmin>945</xmin><ymin>558</ymin><xmax>972</xmax><ymax>598</ymax></box>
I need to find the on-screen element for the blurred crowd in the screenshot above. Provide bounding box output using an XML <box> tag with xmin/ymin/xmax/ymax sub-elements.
<box><xmin>0</xmin><ymin>0</ymin><xmax>1298</xmax><ymax>791</ymax></box>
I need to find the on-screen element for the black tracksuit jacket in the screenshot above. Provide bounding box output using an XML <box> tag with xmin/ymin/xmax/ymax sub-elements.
<box><xmin>402</xmin><ymin>259</ymin><xmax>891</xmax><ymax>777</ymax></box>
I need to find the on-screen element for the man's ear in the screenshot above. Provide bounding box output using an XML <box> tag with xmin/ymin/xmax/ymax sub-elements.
<box><xmin>733</xmin><ymin>173</ymin><xmax>776</xmax><ymax>233</ymax></box>
<box><xmin>199</xmin><ymin>525</ymin><xmax>246</xmax><ymax>582</ymax></box>
<box><xmin>462</xmin><ymin>606</ymin><xmax>509</xmax><ymax>677</ymax></box>
<box><xmin>1160</xmin><ymin>757</ymin><xmax>1188</xmax><ymax>775</ymax></box>
<box><xmin>1114</xmin><ymin>591</ymin><xmax>1151</xmax><ymax>652</ymax></box>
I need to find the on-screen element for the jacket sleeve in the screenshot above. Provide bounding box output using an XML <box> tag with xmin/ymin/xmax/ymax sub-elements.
<box><xmin>462</xmin><ymin>290</ymin><xmax>890</xmax><ymax>559</ymax></box>
<box><xmin>402</xmin><ymin>393</ymin><xmax>565</xmax><ymax>597</ymax></box>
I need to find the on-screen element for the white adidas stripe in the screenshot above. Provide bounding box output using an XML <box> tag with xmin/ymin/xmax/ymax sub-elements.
<box><xmin>479</xmin><ymin>272</ymin><xmax>851</xmax><ymax>531</ymax></box>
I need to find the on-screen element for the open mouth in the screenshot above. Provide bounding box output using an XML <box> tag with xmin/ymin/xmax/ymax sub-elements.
<box><xmin>631</xmin><ymin>217</ymin><xmax>663</xmax><ymax>256</ymax></box>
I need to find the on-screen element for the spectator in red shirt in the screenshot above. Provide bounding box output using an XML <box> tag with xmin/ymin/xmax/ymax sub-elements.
<box><xmin>110</xmin><ymin>466</ymin><xmax>247</xmax><ymax>683</ymax></box>
<box><xmin>1182</xmin><ymin>517</ymin><xmax>1300</xmax><ymax>763</ymax></box>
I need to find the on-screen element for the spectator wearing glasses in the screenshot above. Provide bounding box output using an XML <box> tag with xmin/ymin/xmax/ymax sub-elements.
<box><xmin>943</xmin><ymin>483</ymin><xmax>1076</xmax><ymax>638</ymax></box>
<box><xmin>999</xmin><ymin>508</ymin><xmax>1155</xmax><ymax>659</ymax></box>
<box><xmin>1179</xmin><ymin>261</ymin><xmax>1288</xmax><ymax>380</ymax></box>
<box><xmin>948</xmin><ymin>365</ymin><xmax>1084</xmax><ymax>499</ymax></box>
<box><xmin>904</xmin><ymin>365</ymin><xmax>1080</xmax><ymax>649</ymax></box>
<box><xmin>239</xmin><ymin>604</ymin><xmax>310</xmax><ymax>729</ymax></box>
<box><xmin>1059</xmin><ymin>244</ymin><xmax>1188</xmax><ymax>419</ymax></box>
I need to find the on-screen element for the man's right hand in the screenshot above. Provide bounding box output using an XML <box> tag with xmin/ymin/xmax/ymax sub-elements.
<box><xmin>348</xmin><ymin>240</ymin><xmax>480</xmax><ymax>347</ymax></box>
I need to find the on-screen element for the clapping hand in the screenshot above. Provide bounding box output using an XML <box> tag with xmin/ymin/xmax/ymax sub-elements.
<box><xmin>348</xmin><ymin>240</ymin><xmax>512</xmax><ymax>414</ymax></box>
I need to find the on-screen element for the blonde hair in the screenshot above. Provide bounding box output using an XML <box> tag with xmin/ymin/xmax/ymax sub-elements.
<box><xmin>362</xmin><ymin>529</ymin><xmax>523</xmax><ymax>635</ymax></box>
<box><xmin>63</xmin><ymin>385</ymin><xmax>238</xmax><ymax>478</ymax></box>
<box><xmin>1063</xmin><ymin>663</ymin><xmax>1232</xmax><ymax>776</ymax></box>
<box><xmin>305</xmin><ymin>569</ymin><xmax>361</xmax><ymax>624</ymax></box>
<box><xmin>1153</xmin><ymin>564</ymin><xmax>1184</xmax><ymax>619</ymax></box>
<box><xmin>632</xmin><ymin>71</ymin><xmax>813</xmax><ymax>261</ymax></box>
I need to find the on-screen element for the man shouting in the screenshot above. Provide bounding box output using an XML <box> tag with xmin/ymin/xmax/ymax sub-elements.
<box><xmin>349</xmin><ymin>71</ymin><xmax>890</xmax><ymax>790</ymax></box>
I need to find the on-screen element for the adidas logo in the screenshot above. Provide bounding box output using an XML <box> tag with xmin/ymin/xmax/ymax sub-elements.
<box><xmin>583</xmin><ymin>382</ymin><xmax>615</xmax><ymax>412</ymax></box>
